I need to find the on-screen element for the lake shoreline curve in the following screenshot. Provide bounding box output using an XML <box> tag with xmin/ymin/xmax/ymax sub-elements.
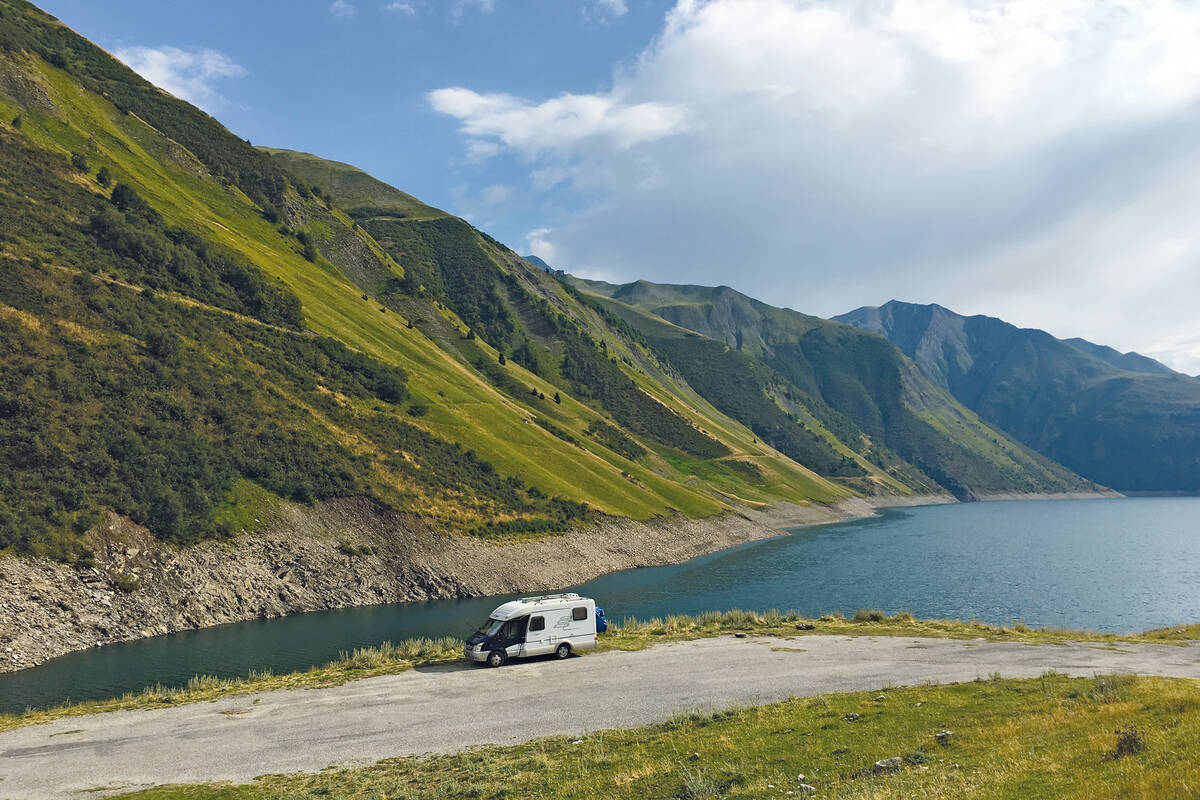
<box><xmin>0</xmin><ymin>491</ymin><xmax>1118</xmax><ymax>673</ymax></box>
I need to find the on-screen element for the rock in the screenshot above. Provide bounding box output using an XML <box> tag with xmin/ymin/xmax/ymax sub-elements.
<box><xmin>688</xmin><ymin>752</ymin><xmax>701</xmax><ymax>761</ymax></box>
<box><xmin>843</xmin><ymin>713</ymin><xmax>862</xmax><ymax>722</ymax></box>
<box><xmin>733</xmin><ymin>632</ymin><xmax>748</xmax><ymax>638</ymax></box>
<box><xmin>875</xmin><ymin>694</ymin><xmax>886</xmax><ymax>702</ymax></box>
<box><xmin>795</xmin><ymin>622</ymin><xmax>816</xmax><ymax>630</ymax></box>
<box><xmin>935</xmin><ymin>729</ymin><xmax>953</xmax><ymax>745</ymax></box>
<box><xmin>873</xmin><ymin>756</ymin><xmax>903</xmax><ymax>775</ymax></box>
<box><xmin>797</xmin><ymin>784</ymin><xmax>816</xmax><ymax>795</ymax></box>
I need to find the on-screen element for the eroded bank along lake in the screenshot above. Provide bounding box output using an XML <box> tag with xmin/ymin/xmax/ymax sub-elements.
<box><xmin>2</xmin><ymin>496</ymin><xmax>1197</xmax><ymax>713</ymax></box>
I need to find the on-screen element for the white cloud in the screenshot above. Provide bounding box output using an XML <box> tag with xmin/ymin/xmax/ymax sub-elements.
<box><xmin>479</xmin><ymin>184</ymin><xmax>513</xmax><ymax>205</ymax></box>
<box><xmin>114</xmin><ymin>46</ymin><xmax>246</xmax><ymax>112</ymax></box>
<box><xmin>525</xmin><ymin>228</ymin><xmax>558</xmax><ymax>264</ymax></box>
<box><xmin>594</xmin><ymin>0</ymin><xmax>628</xmax><ymax>17</ymax></box>
<box><xmin>465</xmin><ymin>140</ymin><xmax>503</xmax><ymax>163</ymax></box>
<box><xmin>383</xmin><ymin>1</ymin><xmax>417</xmax><ymax>15</ymax></box>
<box><xmin>428</xmin><ymin>87</ymin><xmax>687</xmax><ymax>157</ymax></box>
<box><xmin>329</xmin><ymin>0</ymin><xmax>356</xmax><ymax>17</ymax></box>
<box><xmin>451</xmin><ymin>0</ymin><xmax>495</xmax><ymax>22</ymax></box>
<box><xmin>433</xmin><ymin>0</ymin><xmax>1200</xmax><ymax>368</ymax></box>
<box><xmin>1143</xmin><ymin>328</ymin><xmax>1200</xmax><ymax>376</ymax></box>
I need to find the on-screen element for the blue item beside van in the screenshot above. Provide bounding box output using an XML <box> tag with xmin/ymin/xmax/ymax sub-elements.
<box><xmin>595</xmin><ymin>607</ymin><xmax>608</xmax><ymax>633</ymax></box>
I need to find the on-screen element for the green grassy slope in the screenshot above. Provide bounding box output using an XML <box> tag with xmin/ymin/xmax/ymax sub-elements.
<box><xmin>258</xmin><ymin>147</ymin><xmax>444</xmax><ymax>220</ymax></box>
<box><xmin>575</xmin><ymin>279</ymin><xmax>1097</xmax><ymax>498</ymax></box>
<box><xmin>261</xmin><ymin>148</ymin><xmax>852</xmax><ymax>507</ymax></box>
<box><xmin>0</xmin><ymin>0</ymin><xmax>1102</xmax><ymax>563</ymax></box>
<box><xmin>0</xmin><ymin>2</ymin><xmax>855</xmax><ymax>558</ymax></box>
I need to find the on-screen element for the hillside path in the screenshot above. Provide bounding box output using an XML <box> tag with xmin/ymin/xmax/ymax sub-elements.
<box><xmin>2</xmin><ymin>635</ymin><xmax>1199</xmax><ymax>799</ymax></box>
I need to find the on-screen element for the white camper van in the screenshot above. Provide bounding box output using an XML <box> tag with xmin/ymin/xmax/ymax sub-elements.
<box><xmin>464</xmin><ymin>593</ymin><xmax>605</xmax><ymax>667</ymax></box>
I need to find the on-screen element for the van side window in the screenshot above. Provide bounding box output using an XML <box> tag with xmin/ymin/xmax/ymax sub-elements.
<box><xmin>529</xmin><ymin>616</ymin><xmax>545</xmax><ymax>632</ymax></box>
<box><xmin>572</xmin><ymin>606</ymin><xmax>588</xmax><ymax>621</ymax></box>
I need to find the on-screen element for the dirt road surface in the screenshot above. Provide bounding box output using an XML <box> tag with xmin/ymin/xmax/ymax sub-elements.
<box><xmin>2</xmin><ymin>635</ymin><xmax>1198</xmax><ymax>799</ymax></box>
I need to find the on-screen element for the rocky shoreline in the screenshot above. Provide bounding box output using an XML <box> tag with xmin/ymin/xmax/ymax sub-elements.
<box><xmin>0</xmin><ymin>494</ymin><xmax>960</xmax><ymax>674</ymax></box>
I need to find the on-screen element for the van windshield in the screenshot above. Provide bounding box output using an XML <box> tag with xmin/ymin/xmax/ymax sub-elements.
<box><xmin>476</xmin><ymin>618</ymin><xmax>505</xmax><ymax>637</ymax></box>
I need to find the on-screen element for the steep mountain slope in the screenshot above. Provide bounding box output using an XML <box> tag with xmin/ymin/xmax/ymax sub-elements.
<box><xmin>0</xmin><ymin>0</ymin><xmax>1105</xmax><ymax>573</ymax></box>
<box><xmin>259</xmin><ymin>147</ymin><xmax>442</xmax><ymax>221</ymax></box>
<box><xmin>523</xmin><ymin>255</ymin><xmax>554</xmax><ymax>273</ymax></box>
<box><xmin>572</xmin><ymin>280</ymin><xmax>1096</xmax><ymax>499</ymax></box>
<box><xmin>0</xmin><ymin>0</ymin><xmax>864</xmax><ymax>559</ymax></box>
<box><xmin>835</xmin><ymin>301</ymin><xmax>1200</xmax><ymax>492</ymax></box>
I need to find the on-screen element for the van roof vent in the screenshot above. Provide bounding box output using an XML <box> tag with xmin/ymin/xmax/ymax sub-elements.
<box><xmin>517</xmin><ymin>593</ymin><xmax>582</xmax><ymax>604</ymax></box>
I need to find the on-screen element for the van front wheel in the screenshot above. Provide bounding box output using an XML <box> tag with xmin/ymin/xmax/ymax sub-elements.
<box><xmin>486</xmin><ymin>649</ymin><xmax>507</xmax><ymax>668</ymax></box>
<box><xmin>555</xmin><ymin>643</ymin><xmax>571</xmax><ymax>659</ymax></box>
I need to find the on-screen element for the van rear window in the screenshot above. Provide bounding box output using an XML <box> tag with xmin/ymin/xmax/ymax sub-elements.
<box><xmin>572</xmin><ymin>606</ymin><xmax>588</xmax><ymax>621</ymax></box>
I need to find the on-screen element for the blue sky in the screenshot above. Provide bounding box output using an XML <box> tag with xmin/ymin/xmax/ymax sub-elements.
<box><xmin>38</xmin><ymin>0</ymin><xmax>1200</xmax><ymax>373</ymax></box>
<box><xmin>39</xmin><ymin>0</ymin><xmax>664</xmax><ymax>242</ymax></box>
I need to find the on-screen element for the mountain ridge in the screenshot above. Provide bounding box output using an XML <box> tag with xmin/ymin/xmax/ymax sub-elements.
<box><xmin>570</xmin><ymin>278</ymin><xmax>1098</xmax><ymax>500</ymax></box>
<box><xmin>835</xmin><ymin>300</ymin><xmax>1200</xmax><ymax>492</ymax></box>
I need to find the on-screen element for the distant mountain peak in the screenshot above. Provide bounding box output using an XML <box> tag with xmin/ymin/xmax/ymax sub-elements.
<box><xmin>522</xmin><ymin>255</ymin><xmax>553</xmax><ymax>272</ymax></box>
<box><xmin>835</xmin><ymin>300</ymin><xmax>1199</xmax><ymax>491</ymax></box>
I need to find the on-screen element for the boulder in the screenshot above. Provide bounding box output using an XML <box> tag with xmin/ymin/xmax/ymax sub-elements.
<box><xmin>873</xmin><ymin>756</ymin><xmax>903</xmax><ymax>775</ymax></box>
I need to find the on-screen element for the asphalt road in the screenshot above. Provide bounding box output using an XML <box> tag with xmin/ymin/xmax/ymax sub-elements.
<box><xmin>2</xmin><ymin>635</ymin><xmax>1199</xmax><ymax>799</ymax></box>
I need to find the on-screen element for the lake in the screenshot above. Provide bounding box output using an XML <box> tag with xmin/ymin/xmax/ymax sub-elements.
<box><xmin>2</xmin><ymin>496</ymin><xmax>1197</xmax><ymax>714</ymax></box>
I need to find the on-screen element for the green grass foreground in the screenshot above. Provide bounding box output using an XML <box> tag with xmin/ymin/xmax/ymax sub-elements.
<box><xmin>2</xmin><ymin>610</ymin><xmax>1197</xmax><ymax>733</ymax></box>
<box><xmin>115</xmin><ymin>674</ymin><xmax>1200</xmax><ymax>800</ymax></box>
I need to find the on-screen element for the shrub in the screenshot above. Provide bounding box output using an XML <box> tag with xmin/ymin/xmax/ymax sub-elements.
<box><xmin>585</xmin><ymin>419</ymin><xmax>646</xmax><ymax>461</ymax></box>
<box><xmin>853</xmin><ymin>608</ymin><xmax>886</xmax><ymax>623</ymax></box>
<box><xmin>677</xmin><ymin>767</ymin><xmax>721</xmax><ymax>800</ymax></box>
<box><xmin>11</xmin><ymin>114</ymin><xmax>21</xmax><ymax>129</ymax></box>
<box><xmin>95</xmin><ymin>166</ymin><xmax>111</xmax><ymax>187</ymax></box>
<box><xmin>115</xmin><ymin>573</ymin><xmax>141</xmax><ymax>593</ymax></box>
<box><xmin>1089</xmin><ymin>674</ymin><xmax>1136</xmax><ymax>703</ymax></box>
<box><xmin>1112</xmin><ymin>725</ymin><xmax>1147</xmax><ymax>758</ymax></box>
<box><xmin>70</xmin><ymin>151</ymin><xmax>89</xmax><ymax>172</ymax></box>
<box><xmin>406</xmin><ymin>404</ymin><xmax>429</xmax><ymax>417</ymax></box>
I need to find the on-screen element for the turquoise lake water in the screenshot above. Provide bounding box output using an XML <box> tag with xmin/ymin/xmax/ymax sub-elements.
<box><xmin>2</xmin><ymin>496</ymin><xmax>1197</xmax><ymax>713</ymax></box>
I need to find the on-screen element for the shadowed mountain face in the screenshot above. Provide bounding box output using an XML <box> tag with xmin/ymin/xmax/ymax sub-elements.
<box><xmin>572</xmin><ymin>279</ymin><xmax>1096</xmax><ymax>500</ymax></box>
<box><xmin>835</xmin><ymin>301</ymin><xmax>1200</xmax><ymax>492</ymax></box>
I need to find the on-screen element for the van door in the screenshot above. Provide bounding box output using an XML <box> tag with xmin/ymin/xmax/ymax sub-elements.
<box><xmin>493</xmin><ymin>616</ymin><xmax>527</xmax><ymax>659</ymax></box>
<box><xmin>524</xmin><ymin>615</ymin><xmax>549</xmax><ymax>656</ymax></box>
